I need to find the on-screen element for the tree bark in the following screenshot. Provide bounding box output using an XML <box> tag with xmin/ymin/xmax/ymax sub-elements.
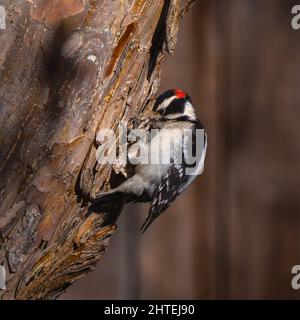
<box><xmin>0</xmin><ymin>0</ymin><xmax>185</xmax><ymax>299</ymax></box>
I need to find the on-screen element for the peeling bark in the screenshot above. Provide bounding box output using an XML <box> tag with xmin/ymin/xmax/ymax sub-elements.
<box><xmin>0</xmin><ymin>0</ymin><xmax>185</xmax><ymax>299</ymax></box>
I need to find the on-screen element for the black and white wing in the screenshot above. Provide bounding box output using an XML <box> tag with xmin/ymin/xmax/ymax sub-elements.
<box><xmin>140</xmin><ymin>164</ymin><xmax>187</xmax><ymax>233</ymax></box>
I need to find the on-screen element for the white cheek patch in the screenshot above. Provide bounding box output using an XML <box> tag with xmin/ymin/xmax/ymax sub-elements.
<box><xmin>164</xmin><ymin>113</ymin><xmax>182</xmax><ymax>120</ymax></box>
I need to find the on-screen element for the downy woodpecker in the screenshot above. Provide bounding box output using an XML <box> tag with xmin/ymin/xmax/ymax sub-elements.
<box><xmin>89</xmin><ymin>89</ymin><xmax>207</xmax><ymax>232</ymax></box>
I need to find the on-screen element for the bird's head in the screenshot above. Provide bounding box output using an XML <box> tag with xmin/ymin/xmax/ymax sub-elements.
<box><xmin>153</xmin><ymin>89</ymin><xmax>197</xmax><ymax>122</ymax></box>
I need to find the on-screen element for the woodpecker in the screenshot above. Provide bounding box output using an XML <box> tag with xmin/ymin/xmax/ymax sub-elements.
<box><xmin>89</xmin><ymin>89</ymin><xmax>207</xmax><ymax>232</ymax></box>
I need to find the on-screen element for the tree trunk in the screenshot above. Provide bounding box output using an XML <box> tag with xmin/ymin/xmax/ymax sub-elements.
<box><xmin>0</xmin><ymin>0</ymin><xmax>188</xmax><ymax>299</ymax></box>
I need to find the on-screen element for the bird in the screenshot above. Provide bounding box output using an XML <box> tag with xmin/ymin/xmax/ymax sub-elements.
<box><xmin>89</xmin><ymin>89</ymin><xmax>207</xmax><ymax>232</ymax></box>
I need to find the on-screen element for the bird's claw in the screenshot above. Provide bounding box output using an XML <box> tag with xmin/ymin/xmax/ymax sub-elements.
<box><xmin>112</xmin><ymin>161</ymin><xmax>128</xmax><ymax>178</ymax></box>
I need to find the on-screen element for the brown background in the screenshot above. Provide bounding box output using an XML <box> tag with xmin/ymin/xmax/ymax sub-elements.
<box><xmin>62</xmin><ymin>0</ymin><xmax>300</xmax><ymax>299</ymax></box>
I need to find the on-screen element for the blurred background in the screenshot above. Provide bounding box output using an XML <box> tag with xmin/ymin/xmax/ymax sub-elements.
<box><xmin>62</xmin><ymin>0</ymin><xmax>300</xmax><ymax>299</ymax></box>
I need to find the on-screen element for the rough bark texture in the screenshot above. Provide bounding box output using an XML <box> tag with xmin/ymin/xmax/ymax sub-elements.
<box><xmin>0</xmin><ymin>0</ymin><xmax>184</xmax><ymax>299</ymax></box>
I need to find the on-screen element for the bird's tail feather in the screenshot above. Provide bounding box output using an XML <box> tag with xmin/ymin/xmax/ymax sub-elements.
<box><xmin>140</xmin><ymin>213</ymin><xmax>158</xmax><ymax>233</ymax></box>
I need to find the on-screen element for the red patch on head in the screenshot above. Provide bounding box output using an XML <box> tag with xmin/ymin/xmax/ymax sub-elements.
<box><xmin>175</xmin><ymin>89</ymin><xmax>186</xmax><ymax>99</ymax></box>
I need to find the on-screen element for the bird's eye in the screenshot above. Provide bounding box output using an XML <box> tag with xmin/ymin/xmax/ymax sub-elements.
<box><xmin>158</xmin><ymin>106</ymin><xmax>166</xmax><ymax>115</ymax></box>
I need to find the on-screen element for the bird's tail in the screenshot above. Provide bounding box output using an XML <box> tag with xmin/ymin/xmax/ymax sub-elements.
<box><xmin>140</xmin><ymin>213</ymin><xmax>159</xmax><ymax>233</ymax></box>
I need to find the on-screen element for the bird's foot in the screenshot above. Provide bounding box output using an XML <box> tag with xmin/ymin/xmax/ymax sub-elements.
<box><xmin>112</xmin><ymin>160</ymin><xmax>128</xmax><ymax>178</ymax></box>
